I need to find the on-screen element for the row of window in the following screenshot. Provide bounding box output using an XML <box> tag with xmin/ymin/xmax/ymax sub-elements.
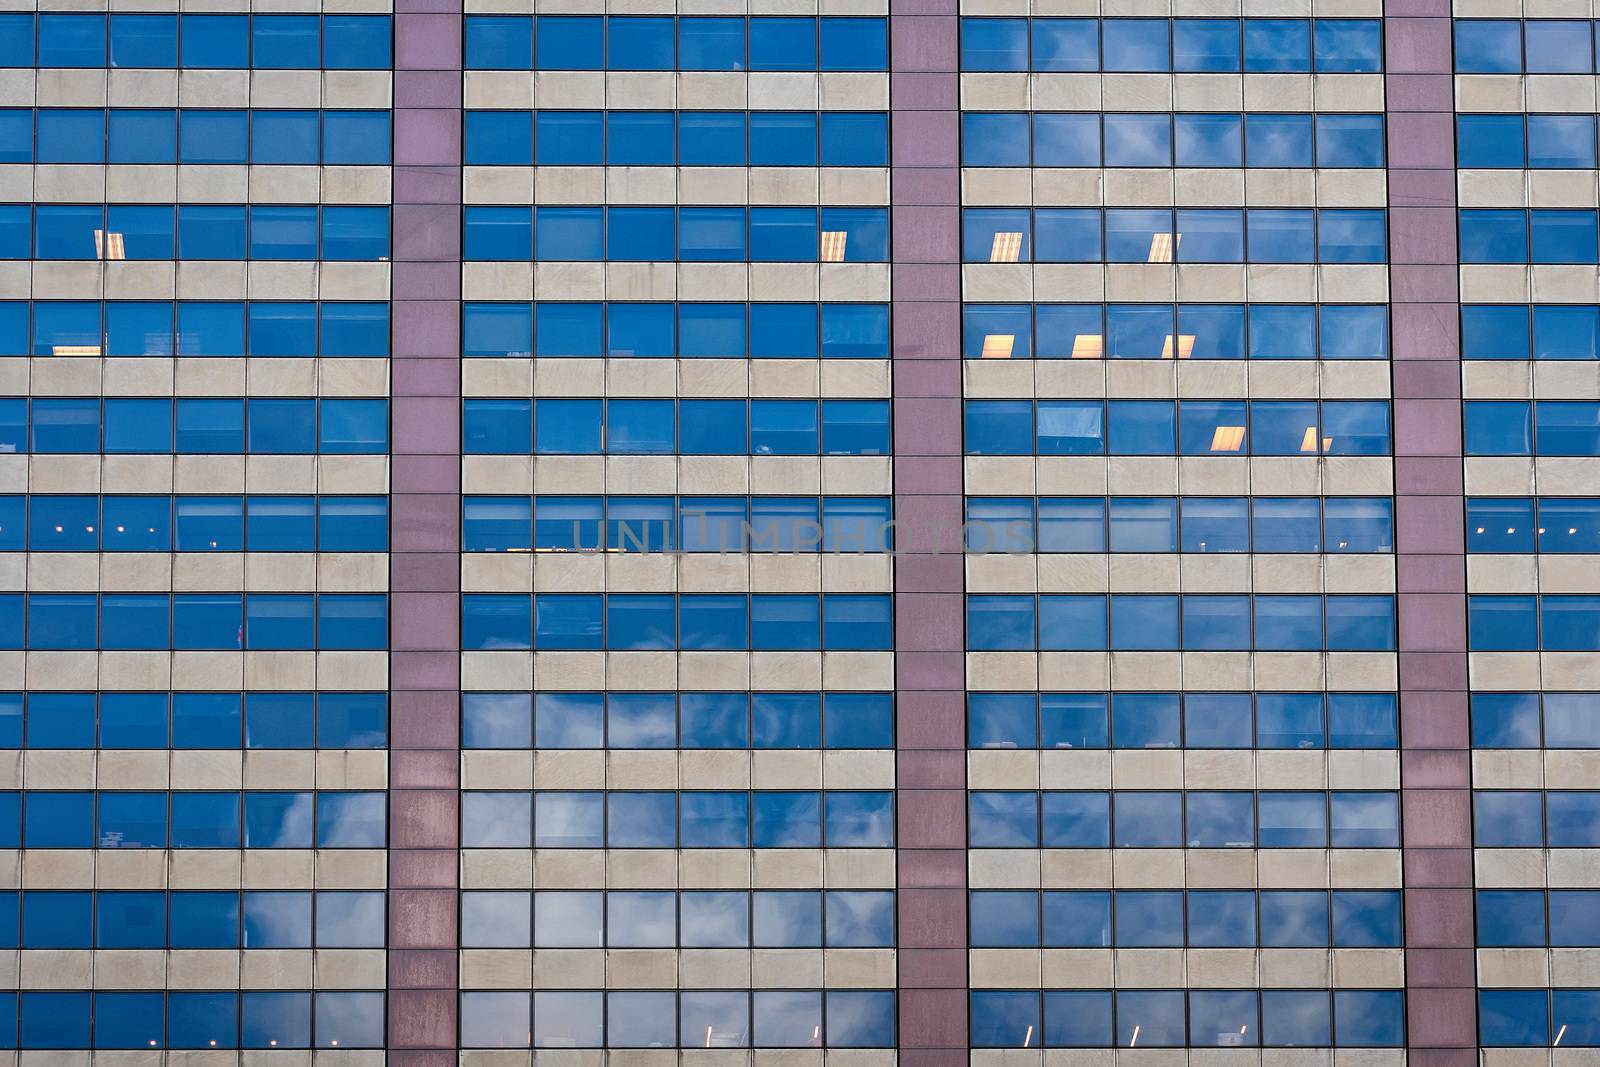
<box><xmin>1460</xmin><ymin>209</ymin><xmax>1600</xmax><ymax>264</ymax></box>
<box><xmin>964</xmin><ymin>496</ymin><xmax>1393</xmax><ymax>554</ymax></box>
<box><xmin>0</xmin><ymin>990</ymin><xmax>383</xmax><ymax>1051</ymax></box>
<box><xmin>464</xmin><ymin>16</ymin><xmax>886</xmax><ymax>71</ymax></box>
<box><xmin>1457</xmin><ymin>114</ymin><xmax>1600</xmax><ymax>171</ymax></box>
<box><xmin>463</xmin><ymin>206</ymin><xmax>888</xmax><ymax>263</ymax></box>
<box><xmin>463</xmin><ymin>398</ymin><xmax>888</xmax><ymax>456</ymax></box>
<box><xmin>1</xmin><ymin>495</ymin><xmax>387</xmax><ymax>553</ymax></box>
<box><xmin>0</xmin><ymin>890</ymin><xmax>383</xmax><ymax>949</ymax></box>
<box><xmin>1470</xmin><ymin>595</ymin><xmax>1600</xmax><ymax>651</ymax></box>
<box><xmin>464</xmin><ymin>301</ymin><xmax>888</xmax><ymax>359</ymax></box>
<box><xmin>462</xmin><ymin>790</ymin><xmax>894</xmax><ymax>848</ymax></box>
<box><xmin>462</xmin><ymin>889</ymin><xmax>892</xmax><ymax>948</ymax></box>
<box><xmin>0</xmin><ymin>790</ymin><xmax>384</xmax><ymax>849</ymax></box>
<box><xmin>968</xmin><ymin>790</ymin><xmax>1400</xmax><ymax>849</ymax></box>
<box><xmin>963</xmin><ymin>112</ymin><xmax>1384</xmax><ymax>170</ymax></box>
<box><xmin>962</xmin><ymin>303</ymin><xmax>1388</xmax><ymax>361</ymax></box>
<box><xmin>464</xmin><ymin>495</ymin><xmax>891</xmax><ymax>553</ymax></box>
<box><xmin>464</xmin><ymin>691</ymin><xmax>891</xmax><ymax>751</ymax></box>
<box><xmin>466</xmin><ymin>111</ymin><xmax>887</xmax><ymax>168</ymax></box>
<box><xmin>964</xmin><ymin>400</ymin><xmax>1392</xmax><ymax>457</ymax></box>
<box><xmin>1474</xmin><ymin>791</ymin><xmax>1600</xmax><ymax>848</ymax></box>
<box><xmin>0</xmin><ymin>301</ymin><xmax>389</xmax><ymax>358</ymax></box>
<box><xmin>1482</xmin><ymin>990</ymin><xmax>1600</xmax><ymax>1049</ymax></box>
<box><xmin>969</xmin><ymin>594</ymin><xmax>1394</xmax><ymax>652</ymax></box>
<box><xmin>0</xmin><ymin>398</ymin><xmax>388</xmax><ymax>455</ymax></box>
<box><xmin>1473</xmin><ymin>692</ymin><xmax>1600</xmax><ymax>749</ymax></box>
<box><xmin>968</xmin><ymin>692</ymin><xmax>1398</xmax><ymax>751</ymax></box>
<box><xmin>0</xmin><ymin>13</ymin><xmax>391</xmax><ymax>69</ymax></box>
<box><xmin>1455</xmin><ymin>19</ymin><xmax>1600</xmax><ymax>74</ymax></box>
<box><xmin>0</xmin><ymin>594</ymin><xmax>387</xmax><ymax>651</ymax></box>
<box><xmin>0</xmin><ymin>692</ymin><xmax>385</xmax><ymax>751</ymax></box>
<box><xmin>1467</xmin><ymin>498</ymin><xmax>1600</xmax><ymax>554</ymax></box>
<box><xmin>1477</xmin><ymin>890</ymin><xmax>1600</xmax><ymax>946</ymax></box>
<box><xmin>970</xmin><ymin>889</ymin><xmax>1400</xmax><ymax>948</ymax></box>
<box><xmin>469</xmin><ymin>494</ymin><xmax>1397</xmax><ymax>556</ymax></box>
<box><xmin>972</xmin><ymin>989</ymin><xmax>1403</xmax><ymax>1050</ymax></box>
<box><xmin>1467</xmin><ymin>401</ymin><xmax>1600</xmax><ymax>456</ymax></box>
<box><xmin>1463</xmin><ymin>305</ymin><xmax>1600</xmax><ymax>362</ymax></box>
<box><xmin>463</xmin><ymin>593</ymin><xmax>890</xmax><ymax>651</ymax></box>
<box><xmin>461</xmin><ymin>989</ymin><xmax>893</xmax><ymax>1050</ymax></box>
<box><xmin>959</xmin><ymin>18</ymin><xmax>1382</xmax><ymax>73</ymax></box>
<box><xmin>961</xmin><ymin>208</ymin><xmax>1387</xmax><ymax>265</ymax></box>
<box><xmin>2</xmin><ymin>205</ymin><xmax>389</xmax><ymax>262</ymax></box>
<box><xmin>0</xmin><ymin>109</ymin><xmax>390</xmax><ymax>166</ymax></box>
<box><xmin>975</xmin><ymin>302</ymin><xmax>1600</xmax><ymax>365</ymax></box>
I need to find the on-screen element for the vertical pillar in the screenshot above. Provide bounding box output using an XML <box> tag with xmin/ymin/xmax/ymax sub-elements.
<box><xmin>890</xmin><ymin>3</ymin><xmax>967</xmax><ymax>1064</ymax></box>
<box><xmin>1386</xmin><ymin>4</ymin><xmax>1477</xmax><ymax>1062</ymax></box>
<box><xmin>387</xmin><ymin>4</ymin><xmax>463</xmax><ymax>1062</ymax></box>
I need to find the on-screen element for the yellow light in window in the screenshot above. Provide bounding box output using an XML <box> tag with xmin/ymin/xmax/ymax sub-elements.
<box><xmin>51</xmin><ymin>346</ymin><xmax>101</xmax><ymax>356</ymax></box>
<box><xmin>1071</xmin><ymin>334</ymin><xmax>1104</xmax><ymax>359</ymax></box>
<box><xmin>981</xmin><ymin>334</ymin><xmax>1015</xmax><ymax>359</ymax></box>
<box><xmin>1161</xmin><ymin>334</ymin><xmax>1196</xmax><ymax>359</ymax></box>
<box><xmin>819</xmin><ymin>231</ymin><xmax>848</xmax><ymax>261</ymax></box>
<box><xmin>989</xmin><ymin>231</ymin><xmax>1023</xmax><ymax>262</ymax></box>
<box><xmin>1148</xmin><ymin>232</ymin><xmax>1179</xmax><ymax>262</ymax></box>
<box><xmin>95</xmin><ymin>230</ymin><xmax>125</xmax><ymax>260</ymax></box>
<box><xmin>1210</xmin><ymin>426</ymin><xmax>1245</xmax><ymax>452</ymax></box>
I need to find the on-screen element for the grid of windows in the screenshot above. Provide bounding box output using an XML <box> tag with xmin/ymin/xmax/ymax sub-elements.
<box><xmin>462</xmin><ymin>691</ymin><xmax>893</xmax><ymax>749</ymax></box>
<box><xmin>460</xmin><ymin>789</ymin><xmax>896</xmax><ymax>847</ymax></box>
<box><xmin>0</xmin><ymin>109</ymin><xmax>392</xmax><ymax>164</ymax></box>
<box><xmin>0</xmin><ymin>692</ymin><xmax>386</xmax><ymax>748</ymax></box>
<box><xmin>961</xmin><ymin>303</ymin><xmax>1390</xmax><ymax>360</ymax></box>
<box><xmin>3</xmin><ymin>0</ymin><xmax>1574</xmax><ymax>1057</ymax></box>
<box><xmin>958</xmin><ymin>18</ymin><xmax>1384</xmax><ymax>73</ymax></box>
<box><xmin>459</xmin><ymin>989</ymin><xmax>896</xmax><ymax>1048</ymax></box>
<box><xmin>3</xmin><ymin>496</ymin><xmax>389</xmax><ymax>552</ymax></box>
<box><xmin>465</xmin><ymin>111</ymin><xmax>888</xmax><ymax>166</ymax></box>
<box><xmin>0</xmin><ymin>302</ymin><xmax>390</xmax><ymax>357</ymax></box>
<box><xmin>968</xmin><ymin>790</ymin><xmax>1402</xmax><ymax>848</ymax></box>
<box><xmin>962</xmin><ymin>113</ymin><xmax>1386</xmax><ymax>168</ymax></box>
<box><xmin>970</xmin><ymin>989</ymin><xmax>1405</xmax><ymax>1048</ymax></box>
<box><xmin>964</xmin><ymin>400</ymin><xmax>1393</xmax><ymax>456</ymax></box>
<box><xmin>463</xmin><ymin>16</ymin><xmax>888</xmax><ymax>71</ymax></box>
<box><xmin>0</xmin><ymin>13</ymin><xmax>392</xmax><ymax>68</ymax></box>
<box><xmin>462</xmin><ymin>301</ymin><xmax>889</xmax><ymax>358</ymax></box>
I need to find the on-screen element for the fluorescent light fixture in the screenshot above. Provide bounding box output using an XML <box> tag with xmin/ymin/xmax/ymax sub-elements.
<box><xmin>51</xmin><ymin>345</ymin><xmax>102</xmax><ymax>356</ymax></box>
<box><xmin>1071</xmin><ymin>334</ymin><xmax>1104</xmax><ymax>359</ymax></box>
<box><xmin>1161</xmin><ymin>334</ymin><xmax>1196</xmax><ymax>359</ymax></box>
<box><xmin>1210</xmin><ymin>426</ymin><xmax>1245</xmax><ymax>452</ymax></box>
<box><xmin>95</xmin><ymin>230</ymin><xmax>125</xmax><ymax>260</ymax></box>
<box><xmin>819</xmin><ymin>231</ymin><xmax>848</xmax><ymax>261</ymax></box>
<box><xmin>1148</xmin><ymin>232</ymin><xmax>1179</xmax><ymax>262</ymax></box>
<box><xmin>981</xmin><ymin>334</ymin><xmax>1015</xmax><ymax>359</ymax></box>
<box><xmin>989</xmin><ymin>231</ymin><xmax>1023</xmax><ymax>262</ymax></box>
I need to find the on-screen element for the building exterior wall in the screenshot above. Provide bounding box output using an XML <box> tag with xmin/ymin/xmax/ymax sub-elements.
<box><xmin>2</xmin><ymin>0</ymin><xmax>1598</xmax><ymax>1060</ymax></box>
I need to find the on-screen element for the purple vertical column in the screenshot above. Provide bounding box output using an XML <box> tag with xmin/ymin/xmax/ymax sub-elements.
<box><xmin>890</xmin><ymin>4</ymin><xmax>967</xmax><ymax>1065</ymax></box>
<box><xmin>387</xmin><ymin>4</ymin><xmax>462</xmax><ymax>1063</ymax></box>
<box><xmin>1386</xmin><ymin>5</ymin><xmax>1476</xmax><ymax>1064</ymax></box>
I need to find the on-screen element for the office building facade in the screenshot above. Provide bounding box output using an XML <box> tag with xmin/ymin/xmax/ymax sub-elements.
<box><xmin>0</xmin><ymin>0</ymin><xmax>1591</xmax><ymax>1062</ymax></box>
